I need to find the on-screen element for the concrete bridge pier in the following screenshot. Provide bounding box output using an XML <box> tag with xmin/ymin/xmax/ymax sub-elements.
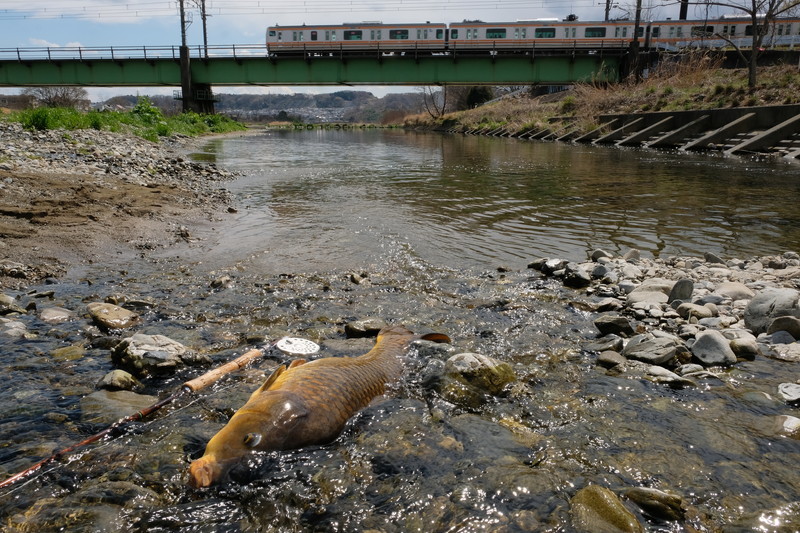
<box><xmin>178</xmin><ymin>45</ymin><xmax>215</xmax><ymax>114</ymax></box>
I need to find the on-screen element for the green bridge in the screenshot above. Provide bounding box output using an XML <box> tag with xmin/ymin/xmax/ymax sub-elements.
<box><xmin>0</xmin><ymin>44</ymin><xmax>625</xmax><ymax>112</ymax></box>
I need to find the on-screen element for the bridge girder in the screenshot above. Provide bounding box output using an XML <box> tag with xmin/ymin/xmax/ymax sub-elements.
<box><xmin>0</xmin><ymin>54</ymin><xmax>621</xmax><ymax>88</ymax></box>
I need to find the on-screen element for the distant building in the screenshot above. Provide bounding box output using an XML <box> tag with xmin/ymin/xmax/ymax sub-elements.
<box><xmin>0</xmin><ymin>94</ymin><xmax>35</xmax><ymax>111</ymax></box>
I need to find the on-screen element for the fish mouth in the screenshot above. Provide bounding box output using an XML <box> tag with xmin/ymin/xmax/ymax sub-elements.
<box><xmin>188</xmin><ymin>456</ymin><xmax>231</xmax><ymax>488</ymax></box>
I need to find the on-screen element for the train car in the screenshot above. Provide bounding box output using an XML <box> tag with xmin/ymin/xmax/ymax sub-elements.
<box><xmin>267</xmin><ymin>22</ymin><xmax>447</xmax><ymax>56</ymax></box>
<box><xmin>446</xmin><ymin>19</ymin><xmax>639</xmax><ymax>52</ymax></box>
<box><xmin>649</xmin><ymin>16</ymin><xmax>800</xmax><ymax>50</ymax></box>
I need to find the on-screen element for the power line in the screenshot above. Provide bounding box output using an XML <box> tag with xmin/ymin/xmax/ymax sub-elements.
<box><xmin>0</xmin><ymin>0</ymin><xmax>615</xmax><ymax>21</ymax></box>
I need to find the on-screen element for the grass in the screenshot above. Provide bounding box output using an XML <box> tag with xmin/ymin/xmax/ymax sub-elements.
<box><xmin>3</xmin><ymin>97</ymin><xmax>246</xmax><ymax>142</ymax></box>
<box><xmin>404</xmin><ymin>58</ymin><xmax>800</xmax><ymax>137</ymax></box>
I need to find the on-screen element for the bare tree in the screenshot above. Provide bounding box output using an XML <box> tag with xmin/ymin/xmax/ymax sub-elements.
<box><xmin>418</xmin><ymin>86</ymin><xmax>448</xmax><ymax>118</ymax></box>
<box><xmin>692</xmin><ymin>0</ymin><xmax>800</xmax><ymax>88</ymax></box>
<box><xmin>21</xmin><ymin>86</ymin><xmax>89</xmax><ymax>109</ymax></box>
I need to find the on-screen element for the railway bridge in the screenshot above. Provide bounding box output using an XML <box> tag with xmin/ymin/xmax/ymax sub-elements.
<box><xmin>0</xmin><ymin>44</ymin><xmax>626</xmax><ymax>112</ymax></box>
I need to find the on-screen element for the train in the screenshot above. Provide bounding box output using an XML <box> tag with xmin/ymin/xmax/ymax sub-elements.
<box><xmin>266</xmin><ymin>15</ymin><xmax>800</xmax><ymax>56</ymax></box>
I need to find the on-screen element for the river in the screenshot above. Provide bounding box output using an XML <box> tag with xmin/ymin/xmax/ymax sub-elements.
<box><xmin>191</xmin><ymin>128</ymin><xmax>800</xmax><ymax>272</ymax></box>
<box><xmin>1</xmin><ymin>129</ymin><xmax>799</xmax><ymax>532</ymax></box>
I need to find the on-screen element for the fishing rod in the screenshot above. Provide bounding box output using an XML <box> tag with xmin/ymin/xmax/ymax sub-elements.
<box><xmin>0</xmin><ymin>336</ymin><xmax>320</xmax><ymax>491</ymax></box>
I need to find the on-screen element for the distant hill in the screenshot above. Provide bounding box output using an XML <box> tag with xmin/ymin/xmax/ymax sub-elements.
<box><xmin>102</xmin><ymin>90</ymin><xmax>426</xmax><ymax>124</ymax></box>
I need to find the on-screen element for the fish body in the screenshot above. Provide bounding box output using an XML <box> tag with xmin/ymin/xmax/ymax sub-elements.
<box><xmin>188</xmin><ymin>325</ymin><xmax>449</xmax><ymax>487</ymax></box>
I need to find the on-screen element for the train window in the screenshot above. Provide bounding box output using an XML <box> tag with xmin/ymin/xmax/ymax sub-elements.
<box><xmin>534</xmin><ymin>28</ymin><xmax>555</xmax><ymax>38</ymax></box>
<box><xmin>268</xmin><ymin>30</ymin><xmax>276</xmax><ymax>37</ymax></box>
<box><xmin>691</xmin><ymin>25</ymin><xmax>713</xmax><ymax>36</ymax></box>
<box><xmin>651</xmin><ymin>27</ymin><xmax>660</xmax><ymax>37</ymax></box>
<box><xmin>614</xmin><ymin>27</ymin><xmax>628</xmax><ymax>38</ymax></box>
<box><xmin>676</xmin><ymin>27</ymin><xmax>683</xmax><ymax>37</ymax></box>
<box><xmin>436</xmin><ymin>29</ymin><xmax>444</xmax><ymax>39</ymax></box>
<box><xmin>568</xmin><ymin>28</ymin><xmax>576</xmax><ymax>38</ymax></box>
<box><xmin>277</xmin><ymin>31</ymin><xmax>283</xmax><ymax>42</ymax></box>
<box><xmin>450</xmin><ymin>29</ymin><xmax>459</xmax><ymax>39</ymax></box>
<box><xmin>668</xmin><ymin>26</ymin><xmax>675</xmax><ymax>38</ymax></box>
<box><xmin>331</xmin><ymin>31</ymin><xmax>337</xmax><ymax>41</ymax></box>
<box><xmin>292</xmin><ymin>31</ymin><xmax>303</xmax><ymax>42</ymax></box>
<box><xmin>585</xmin><ymin>27</ymin><xmax>606</xmax><ymax>37</ymax></box>
<box><xmin>486</xmin><ymin>29</ymin><xmax>507</xmax><ymax>39</ymax></box>
<box><xmin>311</xmin><ymin>31</ymin><xmax>317</xmax><ymax>41</ymax></box>
<box><xmin>344</xmin><ymin>30</ymin><xmax>363</xmax><ymax>40</ymax></box>
<box><xmin>389</xmin><ymin>29</ymin><xmax>409</xmax><ymax>39</ymax></box>
<box><xmin>637</xmin><ymin>27</ymin><xmax>644</xmax><ymax>37</ymax></box>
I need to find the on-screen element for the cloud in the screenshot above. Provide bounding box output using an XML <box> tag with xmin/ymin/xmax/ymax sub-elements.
<box><xmin>3</xmin><ymin>1</ymin><xmax>176</xmax><ymax>24</ymax></box>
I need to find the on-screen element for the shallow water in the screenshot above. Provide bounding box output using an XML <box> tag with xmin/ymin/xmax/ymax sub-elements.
<box><xmin>191</xmin><ymin>129</ymin><xmax>800</xmax><ymax>272</ymax></box>
<box><xmin>1</xmin><ymin>130</ymin><xmax>799</xmax><ymax>532</ymax></box>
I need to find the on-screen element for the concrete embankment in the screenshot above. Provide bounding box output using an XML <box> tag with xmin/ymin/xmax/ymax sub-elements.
<box><xmin>451</xmin><ymin>103</ymin><xmax>800</xmax><ymax>160</ymax></box>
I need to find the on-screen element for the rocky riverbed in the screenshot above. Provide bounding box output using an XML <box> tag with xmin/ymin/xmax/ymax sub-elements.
<box><xmin>0</xmin><ymin>124</ymin><xmax>799</xmax><ymax>532</ymax></box>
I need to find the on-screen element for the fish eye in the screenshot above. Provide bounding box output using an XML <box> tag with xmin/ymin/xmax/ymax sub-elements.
<box><xmin>243</xmin><ymin>432</ymin><xmax>262</xmax><ymax>448</ymax></box>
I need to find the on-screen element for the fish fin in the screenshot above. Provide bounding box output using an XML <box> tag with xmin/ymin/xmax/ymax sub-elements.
<box><xmin>420</xmin><ymin>332</ymin><xmax>451</xmax><ymax>344</ymax></box>
<box><xmin>250</xmin><ymin>364</ymin><xmax>286</xmax><ymax>401</ymax></box>
<box><xmin>287</xmin><ymin>358</ymin><xmax>307</xmax><ymax>369</ymax></box>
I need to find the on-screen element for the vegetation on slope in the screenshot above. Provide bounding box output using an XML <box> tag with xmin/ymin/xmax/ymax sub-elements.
<box><xmin>403</xmin><ymin>57</ymin><xmax>800</xmax><ymax>137</ymax></box>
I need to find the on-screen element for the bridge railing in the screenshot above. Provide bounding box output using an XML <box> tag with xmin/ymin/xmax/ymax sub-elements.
<box><xmin>0</xmin><ymin>44</ymin><xmax>270</xmax><ymax>62</ymax></box>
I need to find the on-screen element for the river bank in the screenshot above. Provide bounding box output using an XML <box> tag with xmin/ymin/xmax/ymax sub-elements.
<box><xmin>404</xmin><ymin>63</ymin><xmax>800</xmax><ymax>141</ymax></box>
<box><xmin>1</xmin><ymin>126</ymin><xmax>799</xmax><ymax>531</ymax></box>
<box><xmin>0</xmin><ymin>122</ymin><xmax>253</xmax><ymax>289</ymax></box>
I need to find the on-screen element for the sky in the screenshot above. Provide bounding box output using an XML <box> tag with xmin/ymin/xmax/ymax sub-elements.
<box><xmin>0</xmin><ymin>0</ymin><xmax>700</xmax><ymax>102</ymax></box>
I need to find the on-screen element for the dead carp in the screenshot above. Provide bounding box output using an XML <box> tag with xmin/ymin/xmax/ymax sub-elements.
<box><xmin>188</xmin><ymin>325</ymin><xmax>450</xmax><ymax>488</ymax></box>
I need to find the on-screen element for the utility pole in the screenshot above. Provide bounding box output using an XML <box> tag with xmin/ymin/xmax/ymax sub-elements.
<box><xmin>604</xmin><ymin>0</ymin><xmax>612</xmax><ymax>21</ymax></box>
<box><xmin>178</xmin><ymin>0</ymin><xmax>192</xmax><ymax>112</ymax></box>
<box><xmin>200</xmin><ymin>0</ymin><xmax>209</xmax><ymax>59</ymax></box>
<box><xmin>631</xmin><ymin>0</ymin><xmax>643</xmax><ymax>82</ymax></box>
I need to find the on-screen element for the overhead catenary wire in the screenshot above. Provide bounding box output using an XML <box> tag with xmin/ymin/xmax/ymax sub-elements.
<box><xmin>0</xmin><ymin>0</ymin><xmax>682</xmax><ymax>21</ymax></box>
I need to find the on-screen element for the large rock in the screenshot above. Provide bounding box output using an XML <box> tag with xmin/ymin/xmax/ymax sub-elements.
<box><xmin>594</xmin><ymin>315</ymin><xmax>635</xmax><ymax>337</ymax></box>
<box><xmin>563</xmin><ymin>262</ymin><xmax>592</xmax><ymax>288</ymax></box>
<box><xmin>444</xmin><ymin>353</ymin><xmax>516</xmax><ymax>395</ymax></box>
<box><xmin>713</xmin><ymin>281</ymin><xmax>755</xmax><ymax>301</ymax></box>
<box><xmin>87</xmin><ymin>302</ymin><xmax>140</xmax><ymax>330</ymax></box>
<box><xmin>570</xmin><ymin>484</ymin><xmax>643</xmax><ymax>533</ymax></box>
<box><xmin>690</xmin><ymin>330</ymin><xmax>737</xmax><ymax>366</ymax></box>
<box><xmin>39</xmin><ymin>306</ymin><xmax>74</xmax><ymax>324</ymax></box>
<box><xmin>624</xmin><ymin>487</ymin><xmax>685</xmax><ymax>521</ymax></box>
<box><xmin>112</xmin><ymin>333</ymin><xmax>209</xmax><ymax>377</ymax></box>
<box><xmin>344</xmin><ymin>317</ymin><xmax>388</xmax><ymax>338</ymax></box>
<box><xmin>626</xmin><ymin>278</ymin><xmax>674</xmax><ymax>305</ymax></box>
<box><xmin>667</xmin><ymin>279</ymin><xmax>694</xmax><ymax>304</ymax></box>
<box><xmin>766</xmin><ymin>316</ymin><xmax>800</xmax><ymax>339</ymax></box>
<box><xmin>744</xmin><ymin>288</ymin><xmax>800</xmax><ymax>335</ymax></box>
<box><xmin>438</xmin><ymin>353</ymin><xmax>517</xmax><ymax>409</ymax></box>
<box><xmin>623</xmin><ymin>336</ymin><xmax>679</xmax><ymax>366</ymax></box>
<box><xmin>80</xmin><ymin>389</ymin><xmax>158</xmax><ymax>425</ymax></box>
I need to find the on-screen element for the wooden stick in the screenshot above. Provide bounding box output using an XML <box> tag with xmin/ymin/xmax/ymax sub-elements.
<box><xmin>0</xmin><ymin>344</ymin><xmax>270</xmax><ymax>490</ymax></box>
